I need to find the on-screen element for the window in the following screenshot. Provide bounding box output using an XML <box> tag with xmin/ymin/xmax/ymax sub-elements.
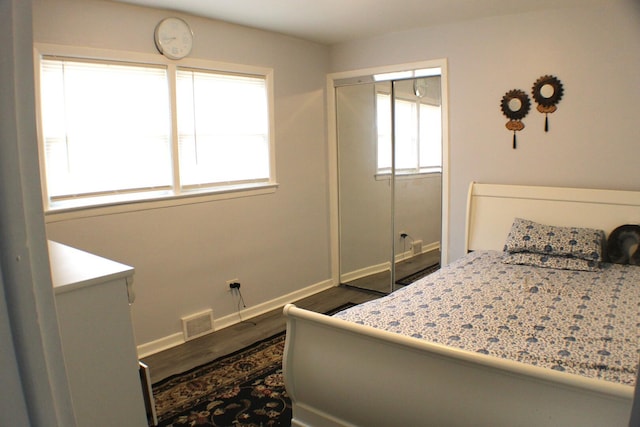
<box><xmin>176</xmin><ymin>69</ymin><xmax>270</xmax><ymax>187</ymax></box>
<box><xmin>40</xmin><ymin>59</ymin><xmax>172</xmax><ymax>199</ymax></box>
<box><xmin>376</xmin><ymin>91</ymin><xmax>442</xmax><ymax>175</ymax></box>
<box><xmin>36</xmin><ymin>48</ymin><xmax>274</xmax><ymax>213</ymax></box>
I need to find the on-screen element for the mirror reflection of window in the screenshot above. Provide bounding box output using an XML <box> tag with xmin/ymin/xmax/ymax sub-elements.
<box><xmin>395</xmin><ymin>98</ymin><xmax>418</xmax><ymax>171</ymax></box>
<box><xmin>376</xmin><ymin>80</ymin><xmax>442</xmax><ymax>176</ymax></box>
<box><xmin>419</xmin><ymin>103</ymin><xmax>442</xmax><ymax>171</ymax></box>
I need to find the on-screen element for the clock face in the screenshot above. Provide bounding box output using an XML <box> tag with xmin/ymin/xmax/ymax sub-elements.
<box><xmin>154</xmin><ymin>18</ymin><xmax>193</xmax><ymax>60</ymax></box>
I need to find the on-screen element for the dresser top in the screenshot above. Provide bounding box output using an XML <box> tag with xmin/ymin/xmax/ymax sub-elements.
<box><xmin>49</xmin><ymin>241</ymin><xmax>134</xmax><ymax>294</ymax></box>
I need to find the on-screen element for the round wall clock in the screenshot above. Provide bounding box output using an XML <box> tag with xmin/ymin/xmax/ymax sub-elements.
<box><xmin>154</xmin><ymin>17</ymin><xmax>193</xmax><ymax>60</ymax></box>
<box><xmin>500</xmin><ymin>89</ymin><xmax>531</xmax><ymax>149</ymax></box>
<box><xmin>531</xmin><ymin>75</ymin><xmax>564</xmax><ymax>132</ymax></box>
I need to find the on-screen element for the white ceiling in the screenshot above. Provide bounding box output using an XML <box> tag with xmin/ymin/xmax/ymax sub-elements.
<box><xmin>114</xmin><ymin>0</ymin><xmax>592</xmax><ymax>45</ymax></box>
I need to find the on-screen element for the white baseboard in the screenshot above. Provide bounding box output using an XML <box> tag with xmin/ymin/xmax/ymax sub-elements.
<box><xmin>340</xmin><ymin>242</ymin><xmax>441</xmax><ymax>283</ymax></box>
<box><xmin>137</xmin><ymin>278</ymin><xmax>336</xmax><ymax>358</ymax></box>
<box><xmin>137</xmin><ymin>333</ymin><xmax>184</xmax><ymax>359</ymax></box>
<box><xmin>339</xmin><ymin>261</ymin><xmax>390</xmax><ymax>283</ymax></box>
<box><xmin>397</xmin><ymin>241</ymin><xmax>440</xmax><ymax>261</ymax></box>
<box><xmin>417</xmin><ymin>241</ymin><xmax>440</xmax><ymax>257</ymax></box>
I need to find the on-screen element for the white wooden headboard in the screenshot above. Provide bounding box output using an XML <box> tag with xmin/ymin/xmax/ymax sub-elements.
<box><xmin>465</xmin><ymin>182</ymin><xmax>640</xmax><ymax>252</ymax></box>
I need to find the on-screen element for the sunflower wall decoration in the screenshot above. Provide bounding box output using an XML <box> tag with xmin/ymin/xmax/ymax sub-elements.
<box><xmin>500</xmin><ymin>89</ymin><xmax>531</xmax><ymax>149</ymax></box>
<box><xmin>532</xmin><ymin>75</ymin><xmax>564</xmax><ymax>132</ymax></box>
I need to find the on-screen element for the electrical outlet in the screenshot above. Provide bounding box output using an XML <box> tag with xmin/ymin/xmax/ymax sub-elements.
<box><xmin>226</xmin><ymin>278</ymin><xmax>239</xmax><ymax>291</ymax></box>
<box><xmin>400</xmin><ymin>231</ymin><xmax>408</xmax><ymax>239</ymax></box>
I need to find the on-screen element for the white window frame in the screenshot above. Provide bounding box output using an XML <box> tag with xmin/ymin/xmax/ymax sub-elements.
<box><xmin>33</xmin><ymin>44</ymin><xmax>277</xmax><ymax>221</ymax></box>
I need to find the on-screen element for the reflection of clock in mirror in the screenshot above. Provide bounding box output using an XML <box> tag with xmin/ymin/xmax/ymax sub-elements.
<box><xmin>154</xmin><ymin>17</ymin><xmax>193</xmax><ymax>60</ymax></box>
<box><xmin>531</xmin><ymin>75</ymin><xmax>563</xmax><ymax>131</ymax></box>
<box><xmin>413</xmin><ymin>78</ymin><xmax>429</xmax><ymax>98</ymax></box>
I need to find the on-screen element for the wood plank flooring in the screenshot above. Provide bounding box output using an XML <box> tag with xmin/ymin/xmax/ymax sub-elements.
<box><xmin>142</xmin><ymin>285</ymin><xmax>380</xmax><ymax>384</ymax></box>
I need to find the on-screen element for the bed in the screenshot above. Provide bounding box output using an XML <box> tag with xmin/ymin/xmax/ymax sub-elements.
<box><xmin>282</xmin><ymin>182</ymin><xmax>640</xmax><ymax>427</ymax></box>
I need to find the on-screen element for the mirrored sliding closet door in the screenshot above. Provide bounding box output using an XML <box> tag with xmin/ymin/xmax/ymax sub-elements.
<box><xmin>336</xmin><ymin>70</ymin><xmax>444</xmax><ymax>294</ymax></box>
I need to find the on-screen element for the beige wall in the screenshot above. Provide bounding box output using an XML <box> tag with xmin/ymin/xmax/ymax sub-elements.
<box><xmin>34</xmin><ymin>0</ymin><xmax>331</xmax><ymax>350</ymax></box>
<box><xmin>34</xmin><ymin>0</ymin><xmax>640</xmax><ymax>352</ymax></box>
<box><xmin>330</xmin><ymin>0</ymin><xmax>640</xmax><ymax>260</ymax></box>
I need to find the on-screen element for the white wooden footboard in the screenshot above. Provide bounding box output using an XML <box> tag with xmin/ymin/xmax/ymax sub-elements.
<box><xmin>283</xmin><ymin>304</ymin><xmax>633</xmax><ymax>427</ymax></box>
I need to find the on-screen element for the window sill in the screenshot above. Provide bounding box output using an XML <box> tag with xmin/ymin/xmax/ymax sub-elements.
<box><xmin>374</xmin><ymin>169</ymin><xmax>442</xmax><ymax>181</ymax></box>
<box><xmin>44</xmin><ymin>182</ymin><xmax>279</xmax><ymax>223</ymax></box>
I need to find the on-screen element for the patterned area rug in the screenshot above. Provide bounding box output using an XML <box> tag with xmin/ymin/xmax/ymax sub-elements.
<box><xmin>153</xmin><ymin>303</ymin><xmax>356</xmax><ymax>426</ymax></box>
<box><xmin>395</xmin><ymin>263</ymin><xmax>440</xmax><ymax>286</ymax></box>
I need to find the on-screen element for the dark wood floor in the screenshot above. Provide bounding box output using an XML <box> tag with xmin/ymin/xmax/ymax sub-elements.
<box><xmin>142</xmin><ymin>285</ymin><xmax>381</xmax><ymax>384</ymax></box>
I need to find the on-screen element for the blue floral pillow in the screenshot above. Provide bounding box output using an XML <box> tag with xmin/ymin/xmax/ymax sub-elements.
<box><xmin>503</xmin><ymin>218</ymin><xmax>605</xmax><ymax>263</ymax></box>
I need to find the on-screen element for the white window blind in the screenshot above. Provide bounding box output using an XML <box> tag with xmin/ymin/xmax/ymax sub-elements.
<box><xmin>394</xmin><ymin>98</ymin><xmax>418</xmax><ymax>172</ymax></box>
<box><xmin>40</xmin><ymin>58</ymin><xmax>172</xmax><ymax>200</ymax></box>
<box><xmin>419</xmin><ymin>103</ymin><xmax>442</xmax><ymax>169</ymax></box>
<box><xmin>176</xmin><ymin>69</ymin><xmax>270</xmax><ymax>188</ymax></box>
<box><xmin>37</xmin><ymin>51</ymin><xmax>275</xmax><ymax>212</ymax></box>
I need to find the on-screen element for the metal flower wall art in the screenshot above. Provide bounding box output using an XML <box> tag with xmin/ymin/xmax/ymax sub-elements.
<box><xmin>500</xmin><ymin>89</ymin><xmax>531</xmax><ymax>149</ymax></box>
<box><xmin>531</xmin><ymin>75</ymin><xmax>564</xmax><ymax>132</ymax></box>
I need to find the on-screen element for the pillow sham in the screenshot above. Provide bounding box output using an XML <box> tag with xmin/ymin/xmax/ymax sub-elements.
<box><xmin>503</xmin><ymin>218</ymin><xmax>605</xmax><ymax>262</ymax></box>
<box><xmin>502</xmin><ymin>252</ymin><xmax>600</xmax><ymax>272</ymax></box>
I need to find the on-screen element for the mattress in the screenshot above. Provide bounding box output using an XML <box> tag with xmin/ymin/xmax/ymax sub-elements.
<box><xmin>334</xmin><ymin>250</ymin><xmax>640</xmax><ymax>385</ymax></box>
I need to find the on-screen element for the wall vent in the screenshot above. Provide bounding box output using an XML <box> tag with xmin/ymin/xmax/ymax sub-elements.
<box><xmin>412</xmin><ymin>240</ymin><xmax>423</xmax><ymax>255</ymax></box>
<box><xmin>181</xmin><ymin>310</ymin><xmax>214</xmax><ymax>341</ymax></box>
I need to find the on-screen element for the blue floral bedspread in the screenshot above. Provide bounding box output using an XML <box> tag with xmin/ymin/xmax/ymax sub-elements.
<box><xmin>334</xmin><ymin>250</ymin><xmax>640</xmax><ymax>385</ymax></box>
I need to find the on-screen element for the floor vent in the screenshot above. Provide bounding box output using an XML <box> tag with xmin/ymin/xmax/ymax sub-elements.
<box><xmin>181</xmin><ymin>310</ymin><xmax>214</xmax><ymax>341</ymax></box>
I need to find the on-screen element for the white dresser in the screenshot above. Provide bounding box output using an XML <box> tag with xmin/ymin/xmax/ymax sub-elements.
<box><xmin>50</xmin><ymin>241</ymin><xmax>147</xmax><ymax>426</ymax></box>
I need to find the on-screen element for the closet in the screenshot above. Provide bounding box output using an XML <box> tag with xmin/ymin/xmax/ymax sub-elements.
<box><xmin>334</xmin><ymin>65</ymin><xmax>446</xmax><ymax>294</ymax></box>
